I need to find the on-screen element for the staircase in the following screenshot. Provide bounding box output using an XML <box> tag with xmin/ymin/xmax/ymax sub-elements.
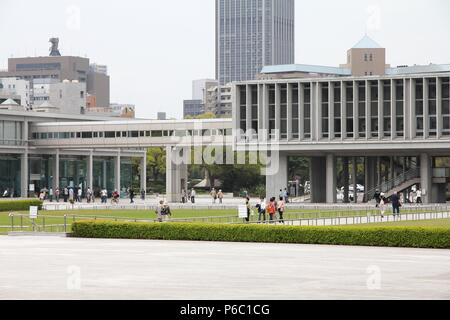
<box><xmin>365</xmin><ymin>167</ymin><xmax>421</xmax><ymax>202</ymax></box>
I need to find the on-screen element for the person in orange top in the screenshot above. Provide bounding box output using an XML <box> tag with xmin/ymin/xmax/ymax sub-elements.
<box><xmin>267</xmin><ymin>197</ymin><xmax>277</xmax><ymax>222</ymax></box>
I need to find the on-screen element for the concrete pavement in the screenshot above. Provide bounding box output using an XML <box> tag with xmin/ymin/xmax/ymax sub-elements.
<box><xmin>0</xmin><ymin>236</ymin><xmax>449</xmax><ymax>300</ymax></box>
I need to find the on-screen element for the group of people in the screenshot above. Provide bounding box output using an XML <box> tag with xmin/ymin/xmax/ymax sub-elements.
<box><xmin>181</xmin><ymin>189</ymin><xmax>197</xmax><ymax>204</ymax></box>
<box><xmin>210</xmin><ymin>188</ymin><xmax>224</xmax><ymax>204</ymax></box>
<box><xmin>254</xmin><ymin>196</ymin><xmax>286</xmax><ymax>224</ymax></box>
<box><xmin>373</xmin><ymin>189</ymin><xmax>420</xmax><ymax>219</ymax></box>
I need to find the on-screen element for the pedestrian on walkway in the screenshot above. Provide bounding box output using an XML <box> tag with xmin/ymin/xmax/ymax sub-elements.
<box><xmin>63</xmin><ymin>187</ymin><xmax>68</xmax><ymax>203</ymax></box>
<box><xmin>277</xmin><ymin>197</ymin><xmax>286</xmax><ymax>224</ymax></box>
<box><xmin>392</xmin><ymin>192</ymin><xmax>401</xmax><ymax>219</ymax></box>
<box><xmin>379</xmin><ymin>193</ymin><xmax>386</xmax><ymax>219</ymax></box>
<box><xmin>55</xmin><ymin>188</ymin><xmax>60</xmax><ymax>203</ymax></box>
<box><xmin>256</xmin><ymin>198</ymin><xmax>266</xmax><ymax>222</ymax></box>
<box><xmin>155</xmin><ymin>200</ymin><xmax>164</xmax><ymax>222</ymax></box>
<box><xmin>129</xmin><ymin>188</ymin><xmax>135</xmax><ymax>204</ymax></box>
<box><xmin>218</xmin><ymin>190</ymin><xmax>224</xmax><ymax>204</ymax></box>
<box><xmin>267</xmin><ymin>197</ymin><xmax>276</xmax><ymax>222</ymax></box>
<box><xmin>416</xmin><ymin>189</ymin><xmax>423</xmax><ymax>204</ymax></box>
<box><xmin>181</xmin><ymin>189</ymin><xmax>187</xmax><ymax>204</ymax></box>
<box><xmin>211</xmin><ymin>188</ymin><xmax>217</xmax><ymax>204</ymax></box>
<box><xmin>49</xmin><ymin>187</ymin><xmax>54</xmax><ymax>202</ymax></box>
<box><xmin>374</xmin><ymin>189</ymin><xmax>381</xmax><ymax>208</ymax></box>
<box><xmin>77</xmin><ymin>188</ymin><xmax>82</xmax><ymax>203</ymax></box>
<box><xmin>245</xmin><ymin>197</ymin><xmax>251</xmax><ymax>222</ymax></box>
<box><xmin>191</xmin><ymin>188</ymin><xmax>196</xmax><ymax>204</ymax></box>
<box><xmin>141</xmin><ymin>189</ymin><xmax>146</xmax><ymax>201</ymax></box>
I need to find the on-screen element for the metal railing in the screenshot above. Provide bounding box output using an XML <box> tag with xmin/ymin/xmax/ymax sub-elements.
<box><xmin>365</xmin><ymin>167</ymin><xmax>420</xmax><ymax>201</ymax></box>
<box><xmin>2</xmin><ymin>204</ymin><xmax>450</xmax><ymax>234</ymax></box>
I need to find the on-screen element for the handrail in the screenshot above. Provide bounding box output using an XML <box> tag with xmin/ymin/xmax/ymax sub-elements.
<box><xmin>364</xmin><ymin>167</ymin><xmax>420</xmax><ymax>201</ymax></box>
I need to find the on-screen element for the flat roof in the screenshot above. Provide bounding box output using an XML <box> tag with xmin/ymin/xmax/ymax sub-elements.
<box><xmin>261</xmin><ymin>64</ymin><xmax>351</xmax><ymax>76</ymax></box>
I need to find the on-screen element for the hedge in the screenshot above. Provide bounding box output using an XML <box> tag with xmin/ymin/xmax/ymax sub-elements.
<box><xmin>71</xmin><ymin>221</ymin><xmax>450</xmax><ymax>249</ymax></box>
<box><xmin>0</xmin><ymin>199</ymin><xmax>43</xmax><ymax>212</ymax></box>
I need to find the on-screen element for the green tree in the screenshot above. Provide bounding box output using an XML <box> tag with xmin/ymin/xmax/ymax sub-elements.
<box><xmin>146</xmin><ymin>147</ymin><xmax>166</xmax><ymax>181</ymax></box>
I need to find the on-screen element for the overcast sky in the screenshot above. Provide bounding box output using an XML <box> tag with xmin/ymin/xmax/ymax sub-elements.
<box><xmin>1</xmin><ymin>0</ymin><xmax>449</xmax><ymax>119</ymax></box>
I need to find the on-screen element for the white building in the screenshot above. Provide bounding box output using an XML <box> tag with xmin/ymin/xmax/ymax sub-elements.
<box><xmin>47</xmin><ymin>80</ymin><xmax>86</xmax><ymax>114</ymax></box>
<box><xmin>0</xmin><ymin>78</ymin><xmax>31</xmax><ymax>107</ymax></box>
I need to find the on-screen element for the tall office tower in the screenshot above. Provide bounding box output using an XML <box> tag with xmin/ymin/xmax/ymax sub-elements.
<box><xmin>216</xmin><ymin>0</ymin><xmax>295</xmax><ymax>85</ymax></box>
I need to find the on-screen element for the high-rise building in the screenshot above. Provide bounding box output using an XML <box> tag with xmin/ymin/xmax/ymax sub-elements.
<box><xmin>215</xmin><ymin>0</ymin><xmax>295</xmax><ymax>85</ymax></box>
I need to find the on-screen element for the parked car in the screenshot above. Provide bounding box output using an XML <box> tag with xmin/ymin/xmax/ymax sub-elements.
<box><xmin>340</xmin><ymin>184</ymin><xmax>365</xmax><ymax>193</ymax></box>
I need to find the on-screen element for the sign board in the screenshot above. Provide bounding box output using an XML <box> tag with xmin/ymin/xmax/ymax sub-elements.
<box><xmin>29</xmin><ymin>184</ymin><xmax>35</xmax><ymax>192</ymax></box>
<box><xmin>29</xmin><ymin>206</ymin><xmax>38</xmax><ymax>219</ymax></box>
<box><xmin>238</xmin><ymin>205</ymin><xmax>248</xmax><ymax>218</ymax></box>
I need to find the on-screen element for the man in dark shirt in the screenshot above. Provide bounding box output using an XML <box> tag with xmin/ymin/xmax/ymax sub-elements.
<box><xmin>391</xmin><ymin>192</ymin><xmax>401</xmax><ymax>218</ymax></box>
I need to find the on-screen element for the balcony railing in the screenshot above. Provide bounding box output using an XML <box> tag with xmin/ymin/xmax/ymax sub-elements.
<box><xmin>0</xmin><ymin>139</ymin><xmax>26</xmax><ymax>146</ymax></box>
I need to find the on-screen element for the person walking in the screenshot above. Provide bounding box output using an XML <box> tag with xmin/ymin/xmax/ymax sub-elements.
<box><xmin>141</xmin><ymin>189</ymin><xmax>146</xmax><ymax>201</ymax></box>
<box><xmin>416</xmin><ymin>189</ymin><xmax>423</xmax><ymax>204</ymax></box>
<box><xmin>374</xmin><ymin>189</ymin><xmax>381</xmax><ymax>208</ymax></box>
<box><xmin>218</xmin><ymin>190</ymin><xmax>224</xmax><ymax>204</ymax></box>
<box><xmin>129</xmin><ymin>188</ymin><xmax>135</xmax><ymax>204</ymax></box>
<box><xmin>211</xmin><ymin>188</ymin><xmax>217</xmax><ymax>204</ymax></box>
<box><xmin>391</xmin><ymin>192</ymin><xmax>401</xmax><ymax>219</ymax></box>
<box><xmin>68</xmin><ymin>188</ymin><xmax>75</xmax><ymax>209</ymax></box>
<box><xmin>245</xmin><ymin>197</ymin><xmax>251</xmax><ymax>222</ymax></box>
<box><xmin>256</xmin><ymin>198</ymin><xmax>266</xmax><ymax>222</ymax></box>
<box><xmin>181</xmin><ymin>189</ymin><xmax>187</xmax><ymax>204</ymax></box>
<box><xmin>379</xmin><ymin>193</ymin><xmax>386</xmax><ymax>219</ymax></box>
<box><xmin>77</xmin><ymin>188</ymin><xmax>82</xmax><ymax>203</ymax></box>
<box><xmin>63</xmin><ymin>187</ymin><xmax>69</xmax><ymax>203</ymax></box>
<box><xmin>55</xmin><ymin>188</ymin><xmax>60</xmax><ymax>203</ymax></box>
<box><xmin>49</xmin><ymin>187</ymin><xmax>54</xmax><ymax>202</ymax></box>
<box><xmin>277</xmin><ymin>197</ymin><xmax>286</xmax><ymax>224</ymax></box>
<box><xmin>267</xmin><ymin>198</ymin><xmax>277</xmax><ymax>223</ymax></box>
<box><xmin>155</xmin><ymin>200</ymin><xmax>164</xmax><ymax>222</ymax></box>
<box><xmin>191</xmin><ymin>188</ymin><xmax>196</xmax><ymax>204</ymax></box>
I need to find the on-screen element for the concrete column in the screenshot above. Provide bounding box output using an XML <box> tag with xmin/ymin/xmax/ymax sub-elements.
<box><xmin>52</xmin><ymin>149</ymin><xmax>60</xmax><ymax>190</ymax></box>
<box><xmin>410</xmin><ymin>79</ymin><xmax>417</xmax><ymax>138</ymax></box>
<box><xmin>378</xmin><ymin>80</ymin><xmax>384</xmax><ymax>139</ymax></box>
<box><xmin>423</xmin><ymin>78</ymin><xmax>429</xmax><ymax>139</ymax></box>
<box><xmin>265</xmin><ymin>152</ymin><xmax>288</xmax><ymax>201</ymax></box>
<box><xmin>275</xmin><ymin>83</ymin><xmax>281</xmax><ymax>140</ymax></box>
<box><xmin>299</xmin><ymin>83</ymin><xmax>305</xmax><ymax>140</ymax></box>
<box><xmin>365</xmin><ymin>80</ymin><xmax>371</xmax><ymax>138</ymax></box>
<box><xmin>317</xmin><ymin>83</ymin><xmax>323</xmax><ymax>140</ymax></box>
<box><xmin>437</xmin><ymin>77</ymin><xmax>443</xmax><ymax>138</ymax></box>
<box><xmin>246</xmin><ymin>84</ymin><xmax>252</xmax><ymax>139</ymax></box>
<box><xmin>20</xmin><ymin>152</ymin><xmax>28</xmax><ymax>198</ymax></box>
<box><xmin>404</xmin><ymin>78</ymin><xmax>411</xmax><ymax>140</ymax></box>
<box><xmin>311</xmin><ymin>82</ymin><xmax>318</xmax><ymax>141</ymax></box>
<box><xmin>326</xmin><ymin>154</ymin><xmax>337</xmax><ymax>204</ymax></box>
<box><xmin>343</xmin><ymin>157</ymin><xmax>350</xmax><ymax>203</ymax></box>
<box><xmin>232</xmin><ymin>85</ymin><xmax>241</xmax><ymax>142</ymax></box>
<box><xmin>114</xmin><ymin>153</ymin><xmax>121</xmax><ymax>192</ymax></box>
<box><xmin>102</xmin><ymin>160</ymin><xmax>107</xmax><ymax>189</ymax></box>
<box><xmin>87</xmin><ymin>151</ymin><xmax>93</xmax><ymax>190</ymax></box>
<box><xmin>260</xmin><ymin>84</ymin><xmax>269</xmax><ymax>142</ymax></box>
<box><xmin>391</xmin><ymin>79</ymin><xmax>397</xmax><ymax>139</ymax></box>
<box><xmin>166</xmin><ymin>146</ymin><xmax>189</xmax><ymax>203</ymax></box>
<box><xmin>420</xmin><ymin>153</ymin><xmax>432</xmax><ymax>204</ymax></box>
<box><xmin>310</xmin><ymin>156</ymin><xmax>326</xmax><ymax>203</ymax></box>
<box><xmin>352</xmin><ymin>157</ymin><xmax>358</xmax><ymax>203</ymax></box>
<box><xmin>140</xmin><ymin>153</ymin><xmax>147</xmax><ymax>193</ymax></box>
<box><xmin>328</xmin><ymin>82</ymin><xmax>334</xmax><ymax>140</ymax></box>
<box><xmin>353</xmin><ymin>80</ymin><xmax>359</xmax><ymax>139</ymax></box>
<box><xmin>341</xmin><ymin>81</ymin><xmax>347</xmax><ymax>139</ymax></box>
<box><xmin>287</xmin><ymin>83</ymin><xmax>293</xmax><ymax>140</ymax></box>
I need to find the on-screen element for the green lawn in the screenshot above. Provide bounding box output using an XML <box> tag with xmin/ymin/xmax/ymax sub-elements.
<box><xmin>1</xmin><ymin>207</ymin><xmax>448</xmax><ymax>234</ymax></box>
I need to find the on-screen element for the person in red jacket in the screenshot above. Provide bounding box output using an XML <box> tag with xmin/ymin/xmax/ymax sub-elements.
<box><xmin>267</xmin><ymin>197</ymin><xmax>276</xmax><ymax>222</ymax></box>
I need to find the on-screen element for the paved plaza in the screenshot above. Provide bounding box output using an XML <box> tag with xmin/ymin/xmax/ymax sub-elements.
<box><xmin>0</xmin><ymin>236</ymin><xmax>449</xmax><ymax>300</ymax></box>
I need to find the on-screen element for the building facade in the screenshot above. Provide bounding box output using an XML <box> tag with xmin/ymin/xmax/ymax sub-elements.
<box><xmin>215</xmin><ymin>0</ymin><xmax>295</xmax><ymax>85</ymax></box>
